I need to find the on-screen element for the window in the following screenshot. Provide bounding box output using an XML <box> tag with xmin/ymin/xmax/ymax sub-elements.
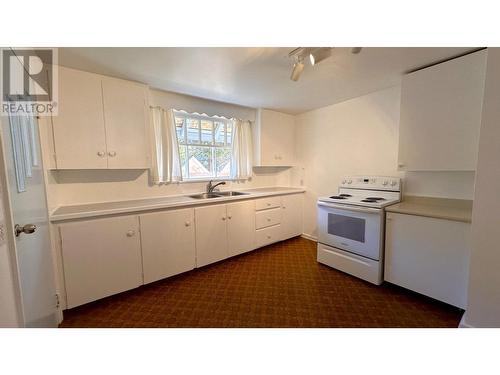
<box><xmin>174</xmin><ymin>111</ymin><xmax>234</xmax><ymax>180</ymax></box>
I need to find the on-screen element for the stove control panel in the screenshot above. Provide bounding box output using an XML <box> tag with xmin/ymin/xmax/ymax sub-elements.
<box><xmin>340</xmin><ymin>176</ymin><xmax>401</xmax><ymax>191</ymax></box>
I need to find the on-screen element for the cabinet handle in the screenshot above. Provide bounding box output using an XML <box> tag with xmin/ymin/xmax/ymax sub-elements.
<box><xmin>126</xmin><ymin>230</ymin><xmax>135</xmax><ymax>237</ymax></box>
<box><xmin>282</xmin><ymin>206</ymin><xmax>286</xmax><ymax>209</ymax></box>
<box><xmin>267</xmin><ymin>203</ymin><xmax>271</xmax><ymax>206</ymax></box>
<box><xmin>398</xmin><ymin>163</ymin><xmax>405</xmax><ymax>168</ymax></box>
<box><xmin>185</xmin><ymin>221</ymin><xmax>190</xmax><ymax>227</ymax></box>
<box><xmin>97</xmin><ymin>151</ymin><xmax>105</xmax><ymax>157</ymax></box>
<box><xmin>222</xmin><ymin>217</ymin><xmax>226</xmax><ymax>221</ymax></box>
<box><xmin>108</xmin><ymin>151</ymin><xmax>116</xmax><ymax>157</ymax></box>
<box><xmin>267</xmin><ymin>218</ymin><xmax>271</xmax><ymax>222</ymax></box>
<box><xmin>227</xmin><ymin>215</ymin><xmax>232</xmax><ymax>219</ymax></box>
<box><xmin>267</xmin><ymin>235</ymin><xmax>271</xmax><ymax>239</ymax></box>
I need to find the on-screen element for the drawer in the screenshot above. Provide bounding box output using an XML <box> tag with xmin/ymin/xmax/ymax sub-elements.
<box><xmin>255</xmin><ymin>208</ymin><xmax>281</xmax><ymax>229</ymax></box>
<box><xmin>256</xmin><ymin>224</ymin><xmax>282</xmax><ymax>247</ymax></box>
<box><xmin>255</xmin><ymin>196</ymin><xmax>281</xmax><ymax>211</ymax></box>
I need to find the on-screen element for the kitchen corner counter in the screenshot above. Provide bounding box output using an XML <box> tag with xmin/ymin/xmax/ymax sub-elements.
<box><xmin>49</xmin><ymin>187</ymin><xmax>305</xmax><ymax>222</ymax></box>
<box><xmin>385</xmin><ymin>195</ymin><xmax>473</xmax><ymax>223</ymax></box>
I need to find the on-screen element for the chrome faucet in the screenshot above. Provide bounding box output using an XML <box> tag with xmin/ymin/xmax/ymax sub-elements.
<box><xmin>206</xmin><ymin>180</ymin><xmax>226</xmax><ymax>194</ymax></box>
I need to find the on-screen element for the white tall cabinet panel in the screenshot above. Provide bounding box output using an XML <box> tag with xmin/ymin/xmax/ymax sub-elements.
<box><xmin>195</xmin><ymin>204</ymin><xmax>228</xmax><ymax>267</ymax></box>
<box><xmin>280</xmin><ymin>194</ymin><xmax>303</xmax><ymax>239</ymax></box>
<box><xmin>384</xmin><ymin>212</ymin><xmax>470</xmax><ymax>308</ymax></box>
<box><xmin>253</xmin><ymin>108</ymin><xmax>295</xmax><ymax>166</ymax></box>
<box><xmin>140</xmin><ymin>209</ymin><xmax>196</xmax><ymax>284</ymax></box>
<box><xmin>52</xmin><ymin>66</ymin><xmax>107</xmax><ymax>169</ymax></box>
<box><xmin>227</xmin><ymin>200</ymin><xmax>255</xmax><ymax>257</ymax></box>
<box><xmin>60</xmin><ymin>215</ymin><xmax>143</xmax><ymax>308</ymax></box>
<box><xmin>398</xmin><ymin>49</ymin><xmax>487</xmax><ymax>171</ymax></box>
<box><xmin>102</xmin><ymin>78</ymin><xmax>149</xmax><ymax>169</ymax></box>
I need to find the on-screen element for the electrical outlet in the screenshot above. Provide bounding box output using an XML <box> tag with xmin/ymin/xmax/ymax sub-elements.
<box><xmin>0</xmin><ymin>223</ymin><xmax>6</xmax><ymax>246</ymax></box>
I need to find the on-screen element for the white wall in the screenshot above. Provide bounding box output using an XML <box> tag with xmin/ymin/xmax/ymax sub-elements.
<box><xmin>293</xmin><ymin>86</ymin><xmax>476</xmax><ymax>239</ymax></box>
<box><xmin>463</xmin><ymin>48</ymin><xmax>500</xmax><ymax>327</ymax></box>
<box><xmin>43</xmin><ymin>89</ymin><xmax>291</xmax><ymax>209</ymax></box>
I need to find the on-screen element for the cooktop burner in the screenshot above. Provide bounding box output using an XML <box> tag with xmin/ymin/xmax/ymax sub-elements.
<box><xmin>329</xmin><ymin>195</ymin><xmax>347</xmax><ymax>199</ymax></box>
<box><xmin>366</xmin><ymin>197</ymin><xmax>386</xmax><ymax>201</ymax></box>
<box><xmin>339</xmin><ymin>194</ymin><xmax>352</xmax><ymax>197</ymax></box>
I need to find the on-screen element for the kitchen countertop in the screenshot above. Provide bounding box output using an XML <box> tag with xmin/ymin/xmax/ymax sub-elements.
<box><xmin>385</xmin><ymin>195</ymin><xmax>473</xmax><ymax>223</ymax></box>
<box><xmin>49</xmin><ymin>187</ymin><xmax>305</xmax><ymax>222</ymax></box>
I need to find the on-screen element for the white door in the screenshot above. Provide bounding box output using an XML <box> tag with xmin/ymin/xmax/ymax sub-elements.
<box><xmin>52</xmin><ymin>66</ymin><xmax>108</xmax><ymax>169</ymax></box>
<box><xmin>195</xmin><ymin>204</ymin><xmax>228</xmax><ymax>267</ymax></box>
<box><xmin>280</xmin><ymin>194</ymin><xmax>303</xmax><ymax>239</ymax></box>
<box><xmin>227</xmin><ymin>200</ymin><xmax>255</xmax><ymax>257</ymax></box>
<box><xmin>60</xmin><ymin>215</ymin><xmax>143</xmax><ymax>308</ymax></box>
<box><xmin>140</xmin><ymin>208</ymin><xmax>196</xmax><ymax>284</ymax></box>
<box><xmin>102</xmin><ymin>78</ymin><xmax>149</xmax><ymax>169</ymax></box>
<box><xmin>0</xmin><ymin>115</ymin><xmax>57</xmax><ymax>327</ymax></box>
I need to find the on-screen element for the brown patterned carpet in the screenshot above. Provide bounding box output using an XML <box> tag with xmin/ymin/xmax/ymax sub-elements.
<box><xmin>60</xmin><ymin>237</ymin><xmax>462</xmax><ymax>328</ymax></box>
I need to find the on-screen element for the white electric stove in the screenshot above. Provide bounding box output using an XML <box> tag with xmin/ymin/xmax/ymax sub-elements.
<box><xmin>316</xmin><ymin>176</ymin><xmax>402</xmax><ymax>284</ymax></box>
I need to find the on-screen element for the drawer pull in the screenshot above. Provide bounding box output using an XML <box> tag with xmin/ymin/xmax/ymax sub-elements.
<box><xmin>267</xmin><ymin>235</ymin><xmax>271</xmax><ymax>239</ymax></box>
<box><xmin>185</xmin><ymin>221</ymin><xmax>191</xmax><ymax>227</ymax></box>
<box><xmin>126</xmin><ymin>230</ymin><xmax>135</xmax><ymax>237</ymax></box>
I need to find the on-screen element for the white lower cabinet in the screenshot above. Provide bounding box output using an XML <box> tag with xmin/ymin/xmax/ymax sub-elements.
<box><xmin>60</xmin><ymin>215</ymin><xmax>143</xmax><ymax>308</ymax></box>
<box><xmin>58</xmin><ymin>193</ymin><xmax>304</xmax><ymax>308</ymax></box>
<box><xmin>227</xmin><ymin>200</ymin><xmax>256</xmax><ymax>257</ymax></box>
<box><xmin>384</xmin><ymin>212</ymin><xmax>471</xmax><ymax>309</ymax></box>
<box><xmin>140</xmin><ymin>208</ymin><xmax>196</xmax><ymax>284</ymax></box>
<box><xmin>195</xmin><ymin>204</ymin><xmax>228</xmax><ymax>267</ymax></box>
<box><xmin>280</xmin><ymin>194</ymin><xmax>303</xmax><ymax>239</ymax></box>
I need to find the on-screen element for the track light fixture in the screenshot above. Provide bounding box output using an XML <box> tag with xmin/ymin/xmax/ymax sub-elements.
<box><xmin>309</xmin><ymin>48</ymin><xmax>332</xmax><ymax>66</ymax></box>
<box><xmin>288</xmin><ymin>47</ymin><xmax>362</xmax><ymax>81</ymax></box>
<box><xmin>290</xmin><ymin>55</ymin><xmax>305</xmax><ymax>81</ymax></box>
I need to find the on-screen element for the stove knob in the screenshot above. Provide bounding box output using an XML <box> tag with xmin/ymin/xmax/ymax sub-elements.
<box><xmin>383</xmin><ymin>180</ymin><xmax>389</xmax><ymax>186</ymax></box>
<box><xmin>391</xmin><ymin>180</ymin><xmax>397</xmax><ymax>186</ymax></box>
<box><xmin>342</xmin><ymin>179</ymin><xmax>346</xmax><ymax>184</ymax></box>
<box><xmin>347</xmin><ymin>179</ymin><xmax>352</xmax><ymax>184</ymax></box>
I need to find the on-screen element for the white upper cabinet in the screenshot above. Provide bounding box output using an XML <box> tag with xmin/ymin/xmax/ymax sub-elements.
<box><xmin>102</xmin><ymin>78</ymin><xmax>149</xmax><ymax>169</ymax></box>
<box><xmin>253</xmin><ymin>108</ymin><xmax>295</xmax><ymax>166</ymax></box>
<box><xmin>52</xmin><ymin>67</ymin><xmax>108</xmax><ymax>169</ymax></box>
<box><xmin>51</xmin><ymin>66</ymin><xmax>149</xmax><ymax>169</ymax></box>
<box><xmin>398</xmin><ymin>49</ymin><xmax>487</xmax><ymax>171</ymax></box>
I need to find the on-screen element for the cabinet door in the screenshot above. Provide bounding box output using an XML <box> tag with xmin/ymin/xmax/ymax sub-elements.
<box><xmin>280</xmin><ymin>194</ymin><xmax>303</xmax><ymax>239</ymax></box>
<box><xmin>384</xmin><ymin>212</ymin><xmax>470</xmax><ymax>308</ymax></box>
<box><xmin>227</xmin><ymin>200</ymin><xmax>255</xmax><ymax>257</ymax></box>
<box><xmin>102</xmin><ymin>78</ymin><xmax>149</xmax><ymax>169</ymax></box>
<box><xmin>398</xmin><ymin>49</ymin><xmax>487</xmax><ymax>171</ymax></box>
<box><xmin>255</xmin><ymin>109</ymin><xmax>295</xmax><ymax>166</ymax></box>
<box><xmin>52</xmin><ymin>67</ymin><xmax>107</xmax><ymax>169</ymax></box>
<box><xmin>195</xmin><ymin>204</ymin><xmax>228</xmax><ymax>267</ymax></box>
<box><xmin>140</xmin><ymin>208</ymin><xmax>195</xmax><ymax>284</ymax></box>
<box><xmin>60</xmin><ymin>215</ymin><xmax>142</xmax><ymax>308</ymax></box>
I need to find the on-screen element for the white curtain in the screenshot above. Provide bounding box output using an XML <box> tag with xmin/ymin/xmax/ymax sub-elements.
<box><xmin>150</xmin><ymin>107</ymin><xmax>182</xmax><ymax>184</ymax></box>
<box><xmin>231</xmin><ymin>119</ymin><xmax>253</xmax><ymax>179</ymax></box>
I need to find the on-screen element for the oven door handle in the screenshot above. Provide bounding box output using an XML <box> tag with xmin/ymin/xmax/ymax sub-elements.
<box><xmin>317</xmin><ymin>201</ymin><xmax>382</xmax><ymax>214</ymax></box>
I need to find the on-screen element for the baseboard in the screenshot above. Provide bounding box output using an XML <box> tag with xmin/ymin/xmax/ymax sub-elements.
<box><xmin>301</xmin><ymin>233</ymin><xmax>317</xmax><ymax>242</ymax></box>
<box><xmin>459</xmin><ymin>312</ymin><xmax>475</xmax><ymax>328</ymax></box>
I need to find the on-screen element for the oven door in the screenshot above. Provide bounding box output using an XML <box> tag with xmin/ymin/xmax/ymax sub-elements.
<box><xmin>317</xmin><ymin>201</ymin><xmax>383</xmax><ymax>260</ymax></box>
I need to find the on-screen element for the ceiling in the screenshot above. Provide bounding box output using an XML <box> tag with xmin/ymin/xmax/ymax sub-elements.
<box><xmin>58</xmin><ymin>47</ymin><xmax>476</xmax><ymax>114</ymax></box>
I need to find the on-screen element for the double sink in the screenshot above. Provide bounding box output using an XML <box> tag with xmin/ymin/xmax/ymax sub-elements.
<box><xmin>189</xmin><ymin>191</ymin><xmax>249</xmax><ymax>200</ymax></box>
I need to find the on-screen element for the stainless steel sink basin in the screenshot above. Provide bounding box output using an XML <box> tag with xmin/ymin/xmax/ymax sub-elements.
<box><xmin>214</xmin><ymin>191</ymin><xmax>249</xmax><ymax>197</ymax></box>
<box><xmin>188</xmin><ymin>191</ymin><xmax>249</xmax><ymax>199</ymax></box>
<box><xmin>189</xmin><ymin>193</ymin><xmax>223</xmax><ymax>199</ymax></box>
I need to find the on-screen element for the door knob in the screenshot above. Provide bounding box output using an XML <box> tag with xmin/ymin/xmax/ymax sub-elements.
<box><xmin>14</xmin><ymin>224</ymin><xmax>36</xmax><ymax>237</ymax></box>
